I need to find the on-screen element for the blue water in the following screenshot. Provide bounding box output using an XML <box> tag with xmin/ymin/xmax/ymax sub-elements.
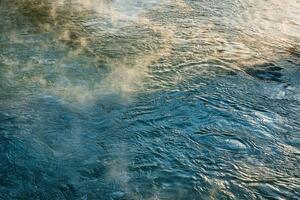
<box><xmin>1</xmin><ymin>0</ymin><xmax>300</xmax><ymax>199</ymax></box>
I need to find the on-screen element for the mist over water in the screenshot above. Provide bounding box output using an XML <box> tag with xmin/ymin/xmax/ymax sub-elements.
<box><xmin>0</xmin><ymin>0</ymin><xmax>300</xmax><ymax>199</ymax></box>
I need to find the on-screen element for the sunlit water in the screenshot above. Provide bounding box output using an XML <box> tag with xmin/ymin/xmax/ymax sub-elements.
<box><xmin>0</xmin><ymin>0</ymin><xmax>300</xmax><ymax>199</ymax></box>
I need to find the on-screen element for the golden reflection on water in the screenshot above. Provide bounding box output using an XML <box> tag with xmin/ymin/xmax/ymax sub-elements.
<box><xmin>1</xmin><ymin>0</ymin><xmax>300</xmax><ymax>103</ymax></box>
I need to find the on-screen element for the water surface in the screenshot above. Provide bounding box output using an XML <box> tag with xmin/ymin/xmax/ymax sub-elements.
<box><xmin>0</xmin><ymin>0</ymin><xmax>300</xmax><ymax>199</ymax></box>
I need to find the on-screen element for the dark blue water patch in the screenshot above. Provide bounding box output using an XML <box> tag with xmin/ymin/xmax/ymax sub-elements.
<box><xmin>287</xmin><ymin>46</ymin><xmax>300</xmax><ymax>58</ymax></box>
<box><xmin>0</xmin><ymin>95</ymin><xmax>126</xmax><ymax>199</ymax></box>
<box><xmin>114</xmin><ymin>71</ymin><xmax>299</xmax><ymax>198</ymax></box>
<box><xmin>1</xmin><ymin>55</ymin><xmax>300</xmax><ymax>199</ymax></box>
<box><xmin>0</xmin><ymin>77</ymin><xmax>299</xmax><ymax>199</ymax></box>
<box><xmin>244</xmin><ymin>58</ymin><xmax>300</xmax><ymax>85</ymax></box>
<box><xmin>244</xmin><ymin>62</ymin><xmax>283</xmax><ymax>82</ymax></box>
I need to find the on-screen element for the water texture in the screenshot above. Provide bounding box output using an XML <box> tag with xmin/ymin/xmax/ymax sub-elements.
<box><xmin>0</xmin><ymin>0</ymin><xmax>300</xmax><ymax>199</ymax></box>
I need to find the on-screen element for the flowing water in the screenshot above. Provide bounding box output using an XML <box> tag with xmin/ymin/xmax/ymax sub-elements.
<box><xmin>0</xmin><ymin>0</ymin><xmax>300</xmax><ymax>199</ymax></box>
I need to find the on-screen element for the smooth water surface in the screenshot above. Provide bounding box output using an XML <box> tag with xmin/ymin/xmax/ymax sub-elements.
<box><xmin>0</xmin><ymin>0</ymin><xmax>300</xmax><ymax>199</ymax></box>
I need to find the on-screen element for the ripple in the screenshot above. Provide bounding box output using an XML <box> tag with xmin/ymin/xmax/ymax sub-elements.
<box><xmin>1</xmin><ymin>0</ymin><xmax>300</xmax><ymax>199</ymax></box>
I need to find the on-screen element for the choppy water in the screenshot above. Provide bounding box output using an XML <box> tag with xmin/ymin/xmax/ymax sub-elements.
<box><xmin>0</xmin><ymin>0</ymin><xmax>300</xmax><ymax>199</ymax></box>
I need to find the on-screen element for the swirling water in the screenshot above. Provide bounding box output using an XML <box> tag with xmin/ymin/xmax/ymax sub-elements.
<box><xmin>0</xmin><ymin>0</ymin><xmax>300</xmax><ymax>199</ymax></box>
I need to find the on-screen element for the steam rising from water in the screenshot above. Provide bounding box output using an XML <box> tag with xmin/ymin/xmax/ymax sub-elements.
<box><xmin>1</xmin><ymin>0</ymin><xmax>300</xmax><ymax>199</ymax></box>
<box><xmin>2</xmin><ymin>0</ymin><xmax>299</xmax><ymax>104</ymax></box>
<box><xmin>1</xmin><ymin>0</ymin><xmax>174</xmax><ymax>104</ymax></box>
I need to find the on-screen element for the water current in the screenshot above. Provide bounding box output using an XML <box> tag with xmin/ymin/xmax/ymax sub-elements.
<box><xmin>0</xmin><ymin>0</ymin><xmax>300</xmax><ymax>199</ymax></box>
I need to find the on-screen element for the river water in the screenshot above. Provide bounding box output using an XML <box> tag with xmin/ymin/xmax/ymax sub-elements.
<box><xmin>0</xmin><ymin>0</ymin><xmax>300</xmax><ymax>199</ymax></box>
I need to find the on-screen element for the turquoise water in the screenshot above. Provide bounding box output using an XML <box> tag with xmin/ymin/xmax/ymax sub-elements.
<box><xmin>0</xmin><ymin>0</ymin><xmax>300</xmax><ymax>199</ymax></box>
